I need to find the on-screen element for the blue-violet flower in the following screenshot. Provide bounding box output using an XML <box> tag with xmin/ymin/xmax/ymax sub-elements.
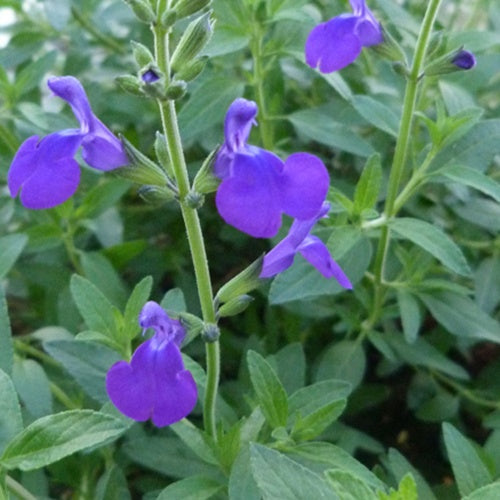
<box><xmin>106</xmin><ymin>301</ymin><xmax>197</xmax><ymax>427</ymax></box>
<box><xmin>8</xmin><ymin>76</ymin><xmax>128</xmax><ymax>209</ymax></box>
<box><xmin>260</xmin><ymin>202</ymin><xmax>352</xmax><ymax>289</ymax></box>
<box><xmin>305</xmin><ymin>0</ymin><xmax>383</xmax><ymax>73</ymax></box>
<box><xmin>215</xmin><ymin>98</ymin><xmax>329</xmax><ymax>238</ymax></box>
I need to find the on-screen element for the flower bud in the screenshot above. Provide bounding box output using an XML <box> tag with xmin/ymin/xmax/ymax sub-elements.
<box><xmin>172</xmin><ymin>0</ymin><xmax>212</xmax><ymax>19</ymax></box>
<box><xmin>115</xmin><ymin>75</ymin><xmax>144</xmax><ymax>96</ymax></box>
<box><xmin>170</xmin><ymin>12</ymin><xmax>214</xmax><ymax>73</ymax></box>
<box><xmin>174</xmin><ymin>56</ymin><xmax>208</xmax><ymax>82</ymax></box>
<box><xmin>131</xmin><ymin>41</ymin><xmax>154</xmax><ymax>67</ymax></box>
<box><xmin>185</xmin><ymin>190</ymin><xmax>205</xmax><ymax>209</ymax></box>
<box><xmin>165</xmin><ymin>79</ymin><xmax>187</xmax><ymax>100</ymax></box>
<box><xmin>119</xmin><ymin>136</ymin><xmax>172</xmax><ymax>187</ymax></box>
<box><xmin>192</xmin><ymin>148</ymin><xmax>219</xmax><ymax>194</ymax></box>
<box><xmin>123</xmin><ymin>0</ymin><xmax>156</xmax><ymax>24</ymax></box>
<box><xmin>137</xmin><ymin>185</ymin><xmax>177</xmax><ymax>204</ymax></box>
<box><xmin>217</xmin><ymin>294</ymin><xmax>253</xmax><ymax>318</ymax></box>
<box><xmin>141</xmin><ymin>72</ymin><xmax>167</xmax><ymax>100</ymax></box>
<box><xmin>160</xmin><ymin>8</ymin><xmax>177</xmax><ymax>28</ymax></box>
<box><xmin>215</xmin><ymin>255</ymin><xmax>264</xmax><ymax>305</ymax></box>
<box><xmin>154</xmin><ymin>132</ymin><xmax>174</xmax><ymax>178</ymax></box>
<box><xmin>371</xmin><ymin>26</ymin><xmax>406</xmax><ymax>64</ymax></box>
<box><xmin>201</xmin><ymin>323</ymin><xmax>220</xmax><ymax>343</ymax></box>
<box><xmin>178</xmin><ymin>312</ymin><xmax>204</xmax><ymax>344</ymax></box>
<box><xmin>425</xmin><ymin>47</ymin><xmax>476</xmax><ymax>76</ymax></box>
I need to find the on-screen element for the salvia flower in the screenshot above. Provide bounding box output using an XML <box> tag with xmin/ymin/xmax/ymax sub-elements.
<box><xmin>305</xmin><ymin>0</ymin><xmax>383</xmax><ymax>73</ymax></box>
<box><xmin>106</xmin><ymin>301</ymin><xmax>197</xmax><ymax>427</ymax></box>
<box><xmin>215</xmin><ymin>98</ymin><xmax>329</xmax><ymax>238</ymax></box>
<box><xmin>8</xmin><ymin>76</ymin><xmax>128</xmax><ymax>209</ymax></box>
<box><xmin>260</xmin><ymin>202</ymin><xmax>352</xmax><ymax>289</ymax></box>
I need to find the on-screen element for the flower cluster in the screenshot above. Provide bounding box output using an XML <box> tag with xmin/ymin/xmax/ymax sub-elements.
<box><xmin>215</xmin><ymin>98</ymin><xmax>352</xmax><ymax>288</ymax></box>
<box><xmin>305</xmin><ymin>0</ymin><xmax>383</xmax><ymax>73</ymax></box>
<box><xmin>8</xmin><ymin>76</ymin><xmax>128</xmax><ymax>209</ymax></box>
<box><xmin>106</xmin><ymin>301</ymin><xmax>197</xmax><ymax>427</ymax></box>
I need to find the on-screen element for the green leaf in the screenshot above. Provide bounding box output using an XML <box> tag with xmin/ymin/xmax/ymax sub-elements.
<box><xmin>204</xmin><ymin>26</ymin><xmax>249</xmax><ymax>57</ymax></box>
<box><xmin>157</xmin><ymin>476</ymin><xmax>224</xmax><ymax>500</ymax></box>
<box><xmin>390</xmin><ymin>218</ymin><xmax>470</xmax><ymax>276</ymax></box>
<box><xmin>12</xmin><ymin>359</ymin><xmax>52</xmax><ymax>419</ymax></box>
<box><xmin>380</xmin><ymin>332</ymin><xmax>469</xmax><ymax>380</ymax></box>
<box><xmin>0</xmin><ymin>233</ymin><xmax>28</xmax><ymax>279</ymax></box>
<box><xmin>122</xmin><ymin>436</ymin><xmax>216</xmax><ymax>479</ymax></box>
<box><xmin>75</xmin><ymin>179</ymin><xmax>130</xmax><ymax>220</ymax></box>
<box><xmin>15</xmin><ymin>51</ymin><xmax>57</xmax><ymax>96</ymax></box>
<box><xmin>379</xmin><ymin>474</ymin><xmax>418</xmax><ymax>500</ymax></box>
<box><xmin>475</xmin><ymin>257</ymin><xmax>500</xmax><ymax>314</ymax></box>
<box><xmin>288</xmin><ymin>109</ymin><xmax>374</xmax><ymax>157</ymax></box>
<box><xmin>316</xmin><ymin>340</ymin><xmax>366</xmax><ymax>388</ymax></box>
<box><xmin>0</xmin><ymin>369</ymin><xmax>22</xmax><ymax>455</ymax></box>
<box><xmin>43</xmin><ymin>340</ymin><xmax>121</xmax><ymax>404</ymax></box>
<box><xmin>325</xmin><ymin>470</ymin><xmax>378</xmax><ymax>500</ymax></box>
<box><xmin>70</xmin><ymin>275</ymin><xmax>121</xmax><ymax>340</ymax></box>
<box><xmin>228</xmin><ymin>445</ymin><xmax>261</xmax><ymax>500</ymax></box>
<box><xmin>353</xmin><ymin>154</ymin><xmax>382</xmax><ymax>215</ymax></box>
<box><xmin>161</xmin><ymin>287</ymin><xmax>187</xmax><ymax>313</ymax></box>
<box><xmin>396</xmin><ymin>290</ymin><xmax>421</xmax><ymax>343</ymax></box>
<box><xmin>123</xmin><ymin>276</ymin><xmax>153</xmax><ymax>339</ymax></box>
<box><xmin>351</xmin><ymin>95</ymin><xmax>399</xmax><ymax>137</ymax></box>
<box><xmin>247</xmin><ymin>351</ymin><xmax>288</xmax><ymax>429</ymax></box>
<box><xmin>178</xmin><ymin>74</ymin><xmax>244</xmax><ymax>142</ymax></box>
<box><xmin>430</xmin><ymin>119</ymin><xmax>500</xmax><ymax>173</ymax></box>
<box><xmin>0</xmin><ymin>410</ymin><xmax>127</xmax><ymax>471</ymax></box>
<box><xmin>436</xmin><ymin>165</ymin><xmax>500</xmax><ymax>202</ymax></box>
<box><xmin>419</xmin><ymin>291</ymin><xmax>500</xmax><ymax>343</ymax></box>
<box><xmin>250</xmin><ymin>443</ymin><xmax>338</xmax><ymax>500</ymax></box>
<box><xmin>80</xmin><ymin>252</ymin><xmax>128</xmax><ymax>309</ymax></box>
<box><xmin>95</xmin><ymin>465</ymin><xmax>131</xmax><ymax>500</ymax></box>
<box><xmin>289</xmin><ymin>380</ymin><xmax>349</xmax><ymax>441</ymax></box>
<box><xmin>463</xmin><ymin>482</ymin><xmax>500</xmax><ymax>500</ymax></box>
<box><xmin>387</xmin><ymin>448</ymin><xmax>437</xmax><ymax>500</ymax></box>
<box><xmin>0</xmin><ymin>287</ymin><xmax>14</xmax><ymax>375</ymax></box>
<box><xmin>287</xmin><ymin>442</ymin><xmax>386</xmax><ymax>491</ymax></box>
<box><xmin>272</xmin><ymin>343</ymin><xmax>306</xmax><ymax>394</ymax></box>
<box><xmin>442</xmin><ymin>423</ymin><xmax>492</xmax><ymax>497</ymax></box>
<box><xmin>170</xmin><ymin>420</ymin><xmax>218</xmax><ymax>465</ymax></box>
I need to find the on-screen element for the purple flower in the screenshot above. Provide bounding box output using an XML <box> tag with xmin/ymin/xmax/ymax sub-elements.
<box><xmin>305</xmin><ymin>0</ymin><xmax>383</xmax><ymax>73</ymax></box>
<box><xmin>215</xmin><ymin>98</ymin><xmax>330</xmax><ymax>238</ymax></box>
<box><xmin>260</xmin><ymin>202</ymin><xmax>352</xmax><ymax>288</ymax></box>
<box><xmin>8</xmin><ymin>76</ymin><xmax>128</xmax><ymax>209</ymax></box>
<box><xmin>451</xmin><ymin>49</ymin><xmax>476</xmax><ymax>70</ymax></box>
<box><xmin>106</xmin><ymin>301</ymin><xmax>197</xmax><ymax>427</ymax></box>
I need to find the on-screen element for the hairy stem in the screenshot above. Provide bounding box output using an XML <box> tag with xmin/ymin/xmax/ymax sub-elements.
<box><xmin>370</xmin><ymin>0</ymin><xmax>443</xmax><ymax>325</ymax></box>
<box><xmin>153</xmin><ymin>22</ymin><xmax>219</xmax><ymax>440</ymax></box>
<box><xmin>250</xmin><ymin>24</ymin><xmax>274</xmax><ymax>150</ymax></box>
<box><xmin>5</xmin><ymin>476</ymin><xmax>37</xmax><ymax>500</ymax></box>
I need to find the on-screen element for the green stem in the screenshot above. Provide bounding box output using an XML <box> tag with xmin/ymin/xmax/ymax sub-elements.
<box><xmin>153</xmin><ymin>23</ymin><xmax>219</xmax><ymax>440</ymax></box>
<box><xmin>370</xmin><ymin>0</ymin><xmax>443</xmax><ymax>322</ymax></box>
<box><xmin>5</xmin><ymin>476</ymin><xmax>37</xmax><ymax>500</ymax></box>
<box><xmin>393</xmin><ymin>145</ymin><xmax>438</xmax><ymax>213</ymax></box>
<box><xmin>71</xmin><ymin>7</ymin><xmax>125</xmax><ymax>54</ymax></box>
<box><xmin>432</xmin><ymin>370</ymin><xmax>500</xmax><ymax>410</ymax></box>
<box><xmin>250</xmin><ymin>25</ymin><xmax>274</xmax><ymax>150</ymax></box>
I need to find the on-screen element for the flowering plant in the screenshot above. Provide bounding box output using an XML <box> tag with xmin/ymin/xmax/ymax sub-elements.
<box><xmin>0</xmin><ymin>0</ymin><xmax>497</xmax><ymax>498</ymax></box>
